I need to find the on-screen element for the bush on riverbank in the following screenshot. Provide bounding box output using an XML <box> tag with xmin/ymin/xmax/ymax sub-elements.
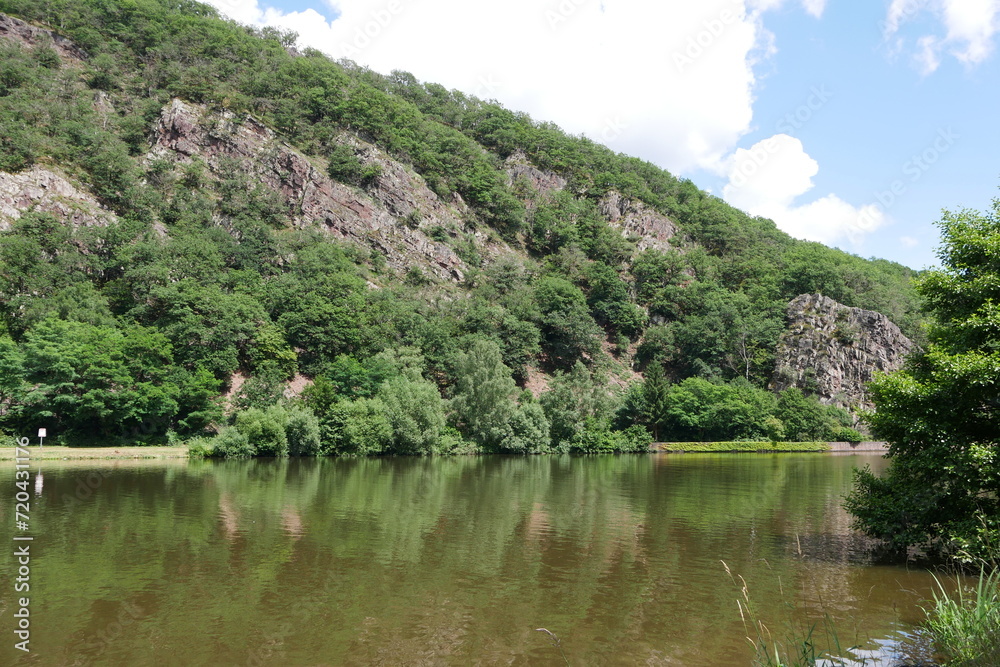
<box><xmin>846</xmin><ymin>202</ymin><xmax>1000</xmax><ymax>563</ymax></box>
<box><xmin>924</xmin><ymin>568</ymin><xmax>1000</xmax><ymax>667</ymax></box>
<box><xmin>195</xmin><ymin>342</ymin><xmax>652</xmax><ymax>458</ymax></box>
<box><xmin>621</xmin><ymin>372</ymin><xmax>863</xmax><ymax>444</ymax></box>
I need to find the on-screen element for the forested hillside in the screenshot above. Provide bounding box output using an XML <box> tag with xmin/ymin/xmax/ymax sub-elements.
<box><xmin>0</xmin><ymin>0</ymin><xmax>923</xmax><ymax>454</ymax></box>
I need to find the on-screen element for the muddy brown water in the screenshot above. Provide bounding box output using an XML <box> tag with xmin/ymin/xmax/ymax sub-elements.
<box><xmin>0</xmin><ymin>453</ymin><xmax>946</xmax><ymax>665</ymax></box>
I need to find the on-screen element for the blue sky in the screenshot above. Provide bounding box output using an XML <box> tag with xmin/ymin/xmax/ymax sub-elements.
<box><xmin>204</xmin><ymin>0</ymin><xmax>1000</xmax><ymax>270</ymax></box>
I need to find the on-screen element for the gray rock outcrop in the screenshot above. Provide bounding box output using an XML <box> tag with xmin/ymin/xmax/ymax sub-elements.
<box><xmin>599</xmin><ymin>190</ymin><xmax>679</xmax><ymax>253</ymax></box>
<box><xmin>504</xmin><ymin>151</ymin><xmax>567</xmax><ymax>197</ymax></box>
<box><xmin>771</xmin><ymin>294</ymin><xmax>914</xmax><ymax>415</ymax></box>
<box><xmin>0</xmin><ymin>166</ymin><xmax>117</xmax><ymax>231</ymax></box>
<box><xmin>0</xmin><ymin>13</ymin><xmax>87</xmax><ymax>63</ymax></box>
<box><xmin>149</xmin><ymin>99</ymin><xmax>480</xmax><ymax>281</ymax></box>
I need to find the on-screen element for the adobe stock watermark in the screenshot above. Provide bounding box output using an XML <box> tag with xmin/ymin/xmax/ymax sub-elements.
<box><xmin>598</xmin><ymin>115</ymin><xmax>629</xmax><ymax>144</ymax></box>
<box><xmin>545</xmin><ymin>0</ymin><xmax>593</xmax><ymax>31</ymax></box>
<box><xmin>12</xmin><ymin>436</ymin><xmax>33</xmax><ymax>653</ymax></box>
<box><xmin>877</xmin><ymin>0</ymin><xmax>930</xmax><ymax>37</ymax></box>
<box><xmin>776</xmin><ymin>85</ymin><xmax>833</xmax><ymax>135</ymax></box>
<box><xmin>338</xmin><ymin>1</ymin><xmax>405</xmax><ymax>60</ymax></box>
<box><xmin>673</xmin><ymin>3</ymin><xmax>743</xmax><ymax>73</ymax></box>
<box><xmin>473</xmin><ymin>73</ymin><xmax>503</xmax><ymax>100</ymax></box>
<box><xmin>856</xmin><ymin>127</ymin><xmax>959</xmax><ymax>231</ymax></box>
<box><xmin>83</xmin><ymin>601</ymin><xmax>146</xmax><ymax>661</ymax></box>
<box><xmin>728</xmin><ymin>85</ymin><xmax>833</xmax><ymax>188</ymax></box>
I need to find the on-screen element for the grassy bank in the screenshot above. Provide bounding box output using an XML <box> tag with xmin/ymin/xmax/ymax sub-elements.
<box><xmin>0</xmin><ymin>445</ymin><xmax>189</xmax><ymax>460</ymax></box>
<box><xmin>653</xmin><ymin>442</ymin><xmax>832</xmax><ymax>453</ymax></box>
<box><xmin>925</xmin><ymin>568</ymin><xmax>1000</xmax><ymax>666</ymax></box>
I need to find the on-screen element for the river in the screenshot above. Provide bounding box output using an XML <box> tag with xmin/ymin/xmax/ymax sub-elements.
<box><xmin>0</xmin><ymin>453</ymin><xmax>942</xmax><ymax>665</ymax></box>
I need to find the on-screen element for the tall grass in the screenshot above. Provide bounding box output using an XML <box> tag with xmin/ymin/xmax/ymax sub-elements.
<box><xmin>924</xmin><ymin>567</ymin><xmax>1000</xmax><ymax>667</ymax></box>
<box><xmin>723</xmin><ymin>561</ymin><xmax>866</xmax><ymax>667</ymax></box>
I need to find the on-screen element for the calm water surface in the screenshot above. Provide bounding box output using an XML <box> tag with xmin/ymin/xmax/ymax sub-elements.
<box><xmin>0</xmin><ymin>454</ymin><xmax>944</xmax><ymax>665</ymax></box>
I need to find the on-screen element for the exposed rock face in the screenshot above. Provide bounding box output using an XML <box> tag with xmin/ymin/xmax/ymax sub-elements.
<box><xmin>504</xmin><ymin>151</ymin><xmax>567</xmax><ymax>196</ymax></box>
<box><xmin>503</xmin><ymin>153</ymin><xmax>680</xmax><ymax>255</ymax></box>
<box><xmin>0</xmin><ymin>166</ymin><xmax>117</xmax><ymax>231</ymax></box>
<box><xmin>599</xmin><ymin>190</ymin><xmax>679</xmax><ymax>253</ymax></box>
<box><xmin>0</xmin><ymin>13</ymin><xmax>87</xmax><ymax>63</ymax></box>
<box><xmin>149</xmin><ymin>99</ymin><xmax>474</xmax><ymax>281</ymax></box>
<box><xmin>771</xmin><ymin>294</ymin><xmax>914</xmax><ymax>416</ymax></box>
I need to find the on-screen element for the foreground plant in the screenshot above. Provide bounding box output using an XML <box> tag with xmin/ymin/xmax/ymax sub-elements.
<box><xmin>924</xmin><ymin>568</ymin><xmax>1000</xmax><ymax>667</ymax></box>
<box><xmin>723</xmin><ymin>561</ymin><xmax>866</xmax><ymax>667</ymax></box>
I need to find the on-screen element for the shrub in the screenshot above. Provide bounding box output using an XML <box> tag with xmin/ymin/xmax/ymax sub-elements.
<box><xmin>285</xmin><ymin>404</ymin><xmax>322</xmax><ymax>456</ymax></box>
<box><xmin>322</xmin><ymin>398</ymin><xmax>393</xmax><ymax>456</ymax></box>
<box><xmin>234</xmin><ymin>405</ymin><xmax>288</xmax><ymax>456</ymax></box>
<box><xmin>835</xmin><ymin>426</ymin><xmax>864</xmax><ymax>443</ymax></box>
<box><xmin>327</xmin><ymin>143</ymin><xmax>362</xmax><ymax>184</ymax></box>
<box><xmin>211</xmin><ymin>427</ymin><xmax>255</xmax><ymax>459</ymax></box>
<box><xmin>378</xmin><ymin>375</ymin><xmax>446</xmax><ymax>455</ymax></box>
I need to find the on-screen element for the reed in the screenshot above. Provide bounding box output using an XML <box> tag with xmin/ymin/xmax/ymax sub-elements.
<box><xmin>923</xmin><ymin>567</ymin><xmax>1000</xmax><ymax>667</ymax></box>
<box><xmin>723</xmin><ymin>561</ymin><xmax>866</xmax><ymax>667</ymax></box>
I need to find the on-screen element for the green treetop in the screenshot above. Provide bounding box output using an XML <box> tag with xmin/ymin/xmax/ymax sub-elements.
<box><xmin>846</xmin><ymin>198</ymin><xmax>1000</xmax><ymax>562</ymax></box>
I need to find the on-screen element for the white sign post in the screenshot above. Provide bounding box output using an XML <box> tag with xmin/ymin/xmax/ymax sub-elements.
<box><xmin>38</xmin><ymin>428</ymin><xmax>46</xmax><ymax>448</ymax></box>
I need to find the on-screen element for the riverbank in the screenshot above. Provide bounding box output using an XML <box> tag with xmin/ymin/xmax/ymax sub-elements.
<box><xmin>0</xmin><ymin>442</ymin><xmax>889</xmax><ymax>459</ymax></box>
<box><xmin>652</xmin><ymin>441</ymin><xmax>889</xmax><ymax>453</ymax></box>
<box><xmin>0</xmin><ymin>445</ymin><xmax>190</xmax><ymax>460</ymax></box>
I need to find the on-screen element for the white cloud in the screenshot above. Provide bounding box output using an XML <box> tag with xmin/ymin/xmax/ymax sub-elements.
<box><xmin>884</xmin><ymin>0</ymin><xmax>1000</xmax><ymax>73</ymax></box>
<box><xmin>916</xmin><ymin>35</ymin><xmax>943</xmax><ymax>74</ymax></box>
<box><xmin>722</xmin><ymin>135</ymin><xmax>886</xmax><ymax>245</ymax></box>
<box><xmin>884</xmin><ymin>0</ymin><xmax>924</xmax><ymax>37</ymax></box>
<box><xmin>943</xmin><ymin>0</ymin><xmax>1000</xmax><ymax>63</ymax></box>
<box><xmin>202</xmin><ymin>0</ymin><xmax>827</xmax><ymax>175</ymax></box>
<box><xmin>900</xmin><ymin>235</ymin><xmax>920</xmax><ymax>247</ymax></box>
<box><xmin>748</xmin><ymin>0</ymin><xmax>826</xmax><ymax>17</ymax></box>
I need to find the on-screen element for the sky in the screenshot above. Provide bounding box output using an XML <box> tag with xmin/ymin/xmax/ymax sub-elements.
<box><xmin>203</xmin><ymin>0</ymin><xmax>1000</xmax><ymax>270</ymax></box>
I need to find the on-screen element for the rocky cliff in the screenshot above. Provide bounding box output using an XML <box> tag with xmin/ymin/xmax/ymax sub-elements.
<box><xmin>148</xmin><ymin>98</ymin><xmax>488</xmax><ymax>282</ymax></box>
<box><xmin>0</xmin><ymin>12</ymin><xmax>87</xmax><ymax>63</ymax></box>
<box><xmin>598</xmin><ymin>190</ymin><xmax>679</xmax><ymax>254</ymax></box>
<box><xmin>771</xmin><ymin>293</ymin><xmax>914</xmax><ymax>415</ymax></box>
<box><xmin>0</xmin><ymin>166</ymin><xmax>117</xmax><ymax>232</ymax></box>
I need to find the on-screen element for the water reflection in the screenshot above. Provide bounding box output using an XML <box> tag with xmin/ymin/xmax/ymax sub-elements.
<box><xmin>0</xmin><ymin>454</ymin><xmax>944</xmax><ymax>666</ymax></box>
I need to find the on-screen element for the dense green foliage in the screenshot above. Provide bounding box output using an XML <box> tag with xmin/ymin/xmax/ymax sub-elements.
<box><xmin>846</xmin><ymin>200</ymin><xmax>1000</xmax><ymax>561</ymax></box>
<box><xmin>0</xmin><ymin>0</ymin><xmax>921</xmax><ymax>452</ymax></box>
<box><xmin>622</xmin><ymin>373</ymin><xmax>860</xmax><ymax>444</ymax></box>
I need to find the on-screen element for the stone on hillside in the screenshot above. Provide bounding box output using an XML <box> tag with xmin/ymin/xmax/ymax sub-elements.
<box><xmin>771</xmin><ymin>293</ymin><xmax>914</xmax><ymax>416</ymax></box>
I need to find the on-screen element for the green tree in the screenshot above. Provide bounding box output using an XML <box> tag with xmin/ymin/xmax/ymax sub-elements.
<box><xmin>18</xmin><ymin>319</ymin><xmax>196</xmax><ymax>440</ymax></box>
<box><xmin>378</xmin><ymin>374</ymin><xmax>447</xmax><ymax>454</ymax></box>
<box><xmin>640</xmin><ymin>362</ymin><xmax>671</xmax><ymax>441</ymax></box>
<box><xmin>775</xmin><ymin>388</ymin><xmax>849</xmax><ymax>442</ymax></box>
<box><xmin>0</xmin><ymin>335</ymin><xmax>25</xmax><ymax>426</ymax></box>
<box><xmin>503</xmin><ymin>400</ymin><xmax>551</xmax><ymax>454</ymax></box>
<box><xmin>449</xmin><ymin>339</ymin><xmax>517</xmax><ymax>450</ymax></box>
<box><xmin>585</xmin><ymin>262</ymin><xmax>647</xmax><ymax>339</ymax></box>
<box><xmin>659</xmin><ymin>377</ymin><xmax>776</xmax><ymax>442</ymax></box>
<box><xmin>285</xmin><ymin>403</ymin><xmax>322</xmax><ymax>456</ymax></box>
<box><xmin>234</xmin><ymin>405</ymin><xmax>289</xmax><ymax>457</ymax></box>
<box><xmin>449</xmin><ymin>338</ymin><xmax>547</xmax><ymax>452</ymax></box>
<box><xmin>846</xmin><ymin>201</ymin><xmax>1000</xmax><ymax>560</ymax></box>
<box><xmin>540</xmin><ymin>361</ymin><xmax>616</xmax><ymax>448</ymax></box>
<box><xmin>327</xmin><ymin>143</ymin><xmax>362</xmax><ymax>184</ymax></box>
<box><xmin>329</xmin><ymin>398</ymin><xmax>393</xmax><ymax>456</ymax></box>
<box><xmin>534</xmin><ymin>276</ymin><xmax>603</xmax><ymax>369</ymax></box>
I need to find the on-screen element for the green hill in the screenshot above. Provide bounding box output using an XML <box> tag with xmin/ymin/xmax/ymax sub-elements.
<box><xmin>0</xmin><ymin>0</ymin><xmax>922</xmax><ymax>453</ymax></box>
